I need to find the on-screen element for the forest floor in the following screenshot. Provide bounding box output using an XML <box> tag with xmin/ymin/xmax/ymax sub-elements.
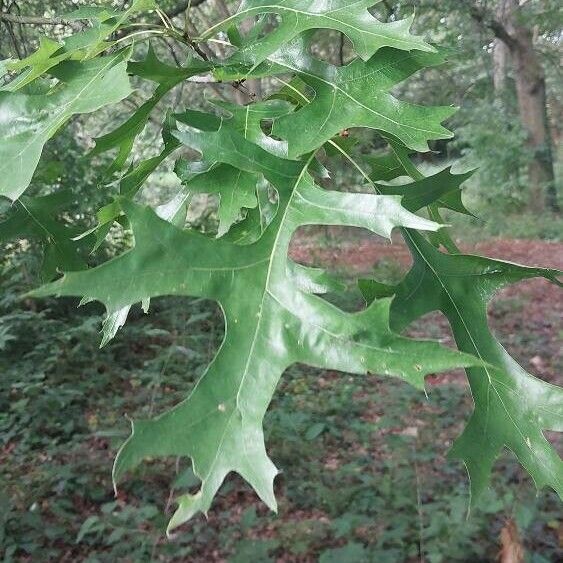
<box><xmin>2</xmin><ymin>236</ymin><xmax>562</xmax><ymax>562</ymax></box>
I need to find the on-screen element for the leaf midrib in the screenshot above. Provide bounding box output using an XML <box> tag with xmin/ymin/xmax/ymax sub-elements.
<box><xmin>234</xmin><ymin>154</ymin><xmax>315</xmax><ymax>410</ymax></box>
<box><xmin>194</xmin><ymin>156</ymin><xmax>315</xmax><ymax>493</ymax></box>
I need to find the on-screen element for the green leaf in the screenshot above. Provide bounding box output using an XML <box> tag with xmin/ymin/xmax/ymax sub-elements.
<box><xmin>2</xmin><ymin>0</ymin><xmax>156</xmax><ymax>92</ymax></box>
<box><xmin>90</xmin><ymin>47</ymin><xmax>212</xmax><ymax>174</ymax></box>
<box><xmin>2</xmin><ymin>37</ymin><xmax>68</xmax><ymax>92</ymax></box>
<box><xmin>33</xmin><ymin>123</ymin><xmax>479</xmax><ymax>532</ymax></box>
<box><xmin>119</xmin><ymin>111</ymin><xmax>184</xmax><ymax>197</ymax></box>
<box><xmin>172</xmin><ymin>467</ymin><xmax>201</xmax><ymax>489</ymax></box>
<box><xmin>176</xmin><ymin>162</ymin><xmax>259</xmax><ymax>237</ymax></box>
<box><xmin>171</xmin><ymin>99</ymin><xmax>297</xmax><ymax>237</ymax></box>
<box><xmin>319</xmin><ymin>542</ymin><xmax>368</xmax><ymax>563</ymax></box>
<box><xmin>288</xmin><ymin>262</ymin><xmax>345</xmax><ymax>294</ymax></box>
<box><xmin>305</xmin><ymin>422</ymin><xmax>326</xmax><ymax>440</ymax></box>
<box><xmin>366</xmin><ymin>149</ymin><xmax>410</xmax><ymax>182</ymax></box>
<box><xmin>212</xmin><ymin>99</ymin><xmax>294</xmax><ymax>157</ymax></box>
<box><xmin>234</xmin><ymin>39</ymin><xmax>455</xmax><ymax>156</ymax></box>
<box><xmin>0</xmin><ymin>50</ymin><xmax>133</xmax><ymax>201</ymax></box>
<box><xmin>76</xmin><ymin>515</ymin><xmax>101</xmax><ymax>543</ymax></box>
<box><xmin>202</xmin><ymin>0</ymin><xmax>433</xmax><ymax>64</ymax></box>
<box><xmin>0</xmin><ymin>191</ymin><xmax>89</xmax><ymax>280</ymax></box>
<box><xmin>357</xmin><ymin>278</ymin><xmax>396</xmax><ymax>302</ymax></box>
<box><xmin>375</xmin><ymin>230</ymin><xmax>563</xmax><ymax>503</ymax></box>
<box><xmin>223</xmin><ymin>177</ymin><xmax>280</xmax><ymax>245</ymax></box>
<box><xmin>374</xmin><ymin>166</ymin><xmax>475</xmax><ymax>215</ymax></box>
<box><xmin>79</xmin><ymin>108</ymin><xmax>215</xmax><ymax>258</ymax></box>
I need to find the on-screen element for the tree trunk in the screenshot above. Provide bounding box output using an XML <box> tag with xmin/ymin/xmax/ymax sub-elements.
<box><xmin>499</xmin><ymin>1</ymin><xmax>558</xmax><ymax>212</ymax></box>
<box><xmin>510</xmin><ymin>26</ymin><xmax>558</xmax><ymax>212</ymax></box>
<box><xmin>492</xmin><ymin>0</ymin><xmax>511</xmax><ymax>94</ymax></box>
<box><xmin>492</xmin><ymin>38</ymin><xmax>509</xmax><ymax>93</ymax></box>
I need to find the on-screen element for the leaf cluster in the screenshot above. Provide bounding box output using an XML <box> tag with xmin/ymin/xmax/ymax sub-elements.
<box><xmin>0</xmin><ymin>0</ymin><xmax>560</xmax><ymax>533</ymax></box>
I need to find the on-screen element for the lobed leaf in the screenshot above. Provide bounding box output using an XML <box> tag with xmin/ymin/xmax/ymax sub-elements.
<box><xmin>0</xmin><ymin>49</ymin><xmax>133</xmax><ymax>200</ymax></box>
<box><xmin>33</xmin><ymin>120</ymin><xmax>480</xmax><ymax>531</ymax></box>
<box><xmin>201</xmin><ymin>0</ymin><xmax>433</xmax><ymax>64</ymax></box>
<box><xmin>0</xmin><ymin>191</ymin><xmax>89</xmax><ymax>280</ymax></box>
<box><xmin>220</xmin><ymin>38</ymin><xmax>455</xmax><ymax>156</ymax></box>
<box><xmin>90</xmin><ymin>47</ymin><xmax>212</xmax><ymax>174</ymax></box>
<box><xmin>2</xmin><ymin>0</ymin><xmax>156</xmax><ymax>92</ymax></box>
<box><xmin>374</xmin><ymin>166</ymin><xmax>475</xmax><ymax>215</ymax></box>
<box><xmin>397</xmin><ymin>231</ymin><xmax>562</xmax><ymax>502</ymax></box>
<box><xmin>362</xmin><ymin>231</ymin><xmax>563</xmax><ymax>502</ymax></box>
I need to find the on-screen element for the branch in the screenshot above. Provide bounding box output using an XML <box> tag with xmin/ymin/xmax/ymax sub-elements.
<box><xmin>2</xmin><ymin>20</ymin><xmax>22</xmax><ymax>58</ymax></box>
<box><xmin>469</xmin><ymin>4</ymin><xmax>517</xmax><ymax>49</ymax></box>
<box><xmin>0</xmin><ymin>13</ymin><xmax>66</xmax><ymax>25</ymax></box>
<box><xmin>0</xmin><ymin>0</ymin><xmax>209</xmax><ymax>27</ymax></box>
<box><xmin>166</xmin><ymin>0</ymin><xmax>208</xmax><ymax>19</ymax></box>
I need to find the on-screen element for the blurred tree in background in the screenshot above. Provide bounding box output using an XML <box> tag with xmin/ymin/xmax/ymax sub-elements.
<box><xmin>390</xmin><ymin>0</ymin><xmax>561</xmax><ymax>212</ymax></box>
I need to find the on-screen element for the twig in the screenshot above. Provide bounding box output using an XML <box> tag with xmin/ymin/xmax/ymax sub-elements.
<box><xmin>0</xmin><ymin>0</ymin><xmax>208</xmax><ymax>27</ymax></box>
<box><xmin>113</xmin><ymin>29</ymin><xmax>167</xmax><ymax>45</ymax></box>
<box><xmin>156</xmin><ymin>7</ymin><xmax>172</xmax><ymax>29</ymax></box>
<box><xmin>0</xmin><ymin>12</ymin><xmax>66</xmax><ymax>25</ymax></box>
<box><xmin>2</xmin><ymin>20</ymin><xmax>22</xmax><ymax>58</ymax></box>
<box><xmin>231</xmin><ymin>79</ymin><xmax>256</xmax><ymax>100</ymax></box>
<box><xmin>158</xmin><ymin>36</ymin><xmax>183</xmax><ymax>66</ymax></box>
